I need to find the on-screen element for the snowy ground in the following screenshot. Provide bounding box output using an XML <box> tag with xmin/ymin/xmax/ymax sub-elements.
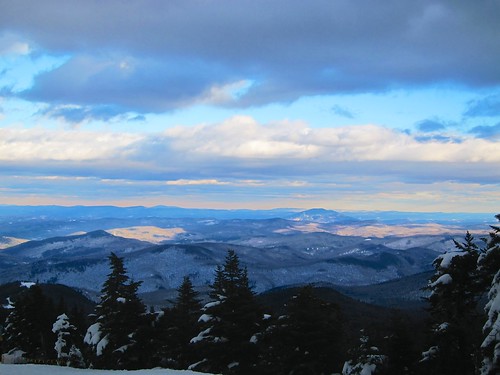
<box><xmin>0</xmin><ymin>364</ymin><xmax>210</xmax><ymax>375</ymax></box>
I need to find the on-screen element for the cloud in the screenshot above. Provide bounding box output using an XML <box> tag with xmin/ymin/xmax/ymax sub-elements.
<box><xmin>468</xmin><ymin>123</ymin><xmax>500</xmax><ymax>140</ymax></box>
<box><xmin>0</xmin><ymin>127</ymin><xmax>142</xmax><ymax>161</ymax></box>
<box><xmin>1</xmin><ymin>1</ymin><xmax>499</xmax><ymax>114</ymax></box>
<box><xmin>331</xmin><ymin>105</ymin><xmax>354</xmax><ymax>119</ymax></box>
<box><xmin>416</xmin><ymin>119</ymin><xmax>447</xmax><ymax>132</ymax></box>
<box><xmin>2</xmin><ymin>117</ymin><xmax>500</xmax><ymax>186</ymax></box>
<box><xmin>22</xmin><ymin>54</ymin><xmax>241</xmax><ymax>115</ymax></box>
<box><xmin>464</xmin><ymin>95</ymin><xmax>500</xmax><ymax>117</ymax></box>
<box><xmin>0</xmin><ymin>33</ymin><xmax>30</xmax><ymax>56</ymax></box>
<box><xmin>41</xmin><ymin>104</ymin><xmax>131</xmax><ymax>123</ymax></box>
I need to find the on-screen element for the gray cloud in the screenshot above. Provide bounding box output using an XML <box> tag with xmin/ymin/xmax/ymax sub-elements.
<box><xmin>1</xmin><ymin>0</ymin><xmax>499</xmax><ymax>115</ymax></box>
<box><xmin>416</xmin><ymin>119</ymin><xmax>447</xmax><ymax>132</ymax></box>
<box><xmin>331</xmin><ymin>105</ymin><xmax>354</xmax><ymax>119</ymax></box>
<box><xmin>2</xmin><ymin>119</ymin><xmax>499</xmax><ymax>185</ymax></box>
<box><xmin>42</xmin><ymin>104</ymin><xmax>128</xmax><ymax>123</ymax></box>
<box><xmin>464</xmin><ymin>95</ymin><xmax>500</xmax><ymax>118</ymax></box>
<box><xmin>468</xmin><ymin>123</ymin><xmax>500</xmax><ymax>139</ymax></box>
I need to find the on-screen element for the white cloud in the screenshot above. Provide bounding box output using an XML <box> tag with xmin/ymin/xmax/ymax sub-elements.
<box><xmin>0</xmin><ymin>33</ymin><xmax>30</xmax><ymax>56</ymax></box>
<box><xmin>161</xmin><ymin>117</ymin><xmax>500</xmax><ymax>163</ymax></box>
<box><xmin>1</xmin><ymin>118</ymin><xmax>499</xmax><ymax>188</ymax></box>
<box><xmin>165</xmin><ymin>179</ymin><xmax>230</xmax><ymax>186</ymax></box>
<box><xmin>0</xmin><ymin>127</ymin><xmax>142</xmax><ymax>161</ymax></box>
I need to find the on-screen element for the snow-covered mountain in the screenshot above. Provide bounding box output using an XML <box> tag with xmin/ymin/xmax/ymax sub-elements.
<box><xmin>0</xmin><ymin>205</ymin><xmax>490</xmax><ymax>300</ymax></box>
<box><xmin>2</xmin><ymin>230</ymin><xmax>151</xmax><ymax>259</ymax></box>
<box><xmin>0</xmin><ymin>227</ymin><xmax>454</xmax><ymax>296</ymax></box>
<box><xmin>288</xmin><ymin>208</ymin><xmax>358</xmax><ymax>223</ymax></box>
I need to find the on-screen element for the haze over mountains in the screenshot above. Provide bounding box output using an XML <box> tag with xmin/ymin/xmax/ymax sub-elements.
<box><xmin>0</xmin><ymin>205</ymin><xmax>495</xmax><ymax>305</ymax></box>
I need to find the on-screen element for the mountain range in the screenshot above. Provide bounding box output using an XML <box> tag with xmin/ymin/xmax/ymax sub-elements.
<box><xmin>0</xmin><ymin>205</ymin><xmax>494</xmax><ymax>306</ymax></box>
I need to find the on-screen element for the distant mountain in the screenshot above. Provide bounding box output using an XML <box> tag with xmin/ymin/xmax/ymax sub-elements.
<box><xmin>0</xmin><ymin>236</ymin><xmax>27</xmax><ymax>249</ymax></box>
<box><xmin>288</xmin><ymin>208</ymin><xmax>358</xmax><ymax>223</ymax></box>
<box><xmin>335</xmin><ymin>270</ymin><xmax>433</xmax><ymax>309</ymax></box>
<box><xmin>0</xmin><ymin>228</ymin><xmax>447</xmax><ymax>295</ymax></box>
<box><xmin>0</xmin><ymin>205</ymin><xmax>487</xmax><ymax>299</ymax></box>
<box><xmin>0</xmin><ymin>204</ymin><xmax>493</xmax><ymax>224</ymax></box>
<box><xmin>2</xmin><ymin>230</ymin><xmax>152</xmax><ymax>260</ymax></box>
<box><xmin>0</xmin><ymin>204</ymin><xmax>298</xmax><ymax>220</ymax></box>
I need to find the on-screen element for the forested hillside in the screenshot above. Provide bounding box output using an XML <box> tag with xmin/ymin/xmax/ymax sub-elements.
<box><xmin>0</xmin><ymin>214</ymin><xmax>499</xmax><ymax>374</ymax></box>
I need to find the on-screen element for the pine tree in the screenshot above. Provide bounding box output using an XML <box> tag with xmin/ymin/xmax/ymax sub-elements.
<box><xmin>480</xmin><ymin>269</ymin><xmax>500</xmax><ymax>375</ymax></box>
<box><xmin>84</xmin><ymin>252</ymin><xmax>145</xmax><ymax>369</ymax></box>
<box><xmin>257</xmin><ymin>285</ymin><xmax>345</xmax><ymax>375</ymax></box>
<box><xmin>155</xmin><ymin>276</ymin><xmax>202</xmax><ymax>369</ymax></box>
<box><xmin>52</xmin><ymin>313</ymin><xmax>85</xmax><ymax>367</ymax></box>
<box><xmin>190</xmin><ymin>249</ymin><xmax>262</xmax><ymax>374</ymax></box>
<box><xmin>2</xmin><ymin>284</ymin><xmax>56</xmax><ymax>361</ymax></box>
<box><xmin>382</xmin><ymin>311</ymin><xmax>418</xmax><ymax>375</ymax></box>
<box><xmin>421</xmin><ymin>232</ymin><xmax>483</xmax><ymax>375</ymax></box>
<box><xmin>478</xmin><ymin>214</ymin><xmax>500</xmax><ymax>375</ymax></box>
<box><xmin>343</xmin><ymin>330</ymin><xmax>385</xmax><ymax>375</ymax></box>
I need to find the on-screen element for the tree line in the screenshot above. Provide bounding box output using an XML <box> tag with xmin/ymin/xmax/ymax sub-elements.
<box><xmin>1</xmin><ymin>214</ymin><xmax>499</xmax><ymax>374</ymax></box>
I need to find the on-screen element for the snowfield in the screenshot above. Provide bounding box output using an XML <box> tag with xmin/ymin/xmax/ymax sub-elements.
<box><xmin>0</xmin><ymin>364</ymin><xmax>211</xmax><ymax>375</ymax></box>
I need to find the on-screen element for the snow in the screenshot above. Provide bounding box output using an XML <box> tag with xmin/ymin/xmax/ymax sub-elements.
<box><xmin>53</xmin><ymin>314</ymin><xmax>71</xmax><ymax>332</ymax></box>
<box><xmin>190</xmin><ymin>327</ymin><xmax>212</xmax><ymax>344</ymax></box>
<box><xmin>203</xmin><ymin>300</ymin><xmax>221</xmax><ymax>309</ymax></box>
<box><xmin>480</xmin><ymin>269</ymin><xmax>500</xmax><ymax>375</ymax></box>
<box><xmin>198</xmin><ymin>314</ymin><xmax>213</xmax><ymax>323</ymax></box>
<box><xmin>96</xmin><ymin>334</ymin><xmax>109</xmax><ymax>356</ymax></box>
<box><xmin>84</xmin><ymin>323</ymin><xmax>108</xmax><ymax>356</ymax></box>
<box><xmin>421</xmin><ymin>346</ymin><xmax>439</xmax><ymax>362</ymax></box>
<box><xmin>430</xmin><ymin>274</ymin><xmax>453</xmax><ymax>287</ymax></box>
<box><xmin>3</xmin><ymin>296</ymin><xmax>14</xmax><ymax>309</ymax></box>
<box><xmin>20</xmin><ymin>281</ymin><xmax>36</xmax><ymax>288</ymax></box>
<box><xmin>116</xmin><ymin>297</ymin><xmax>126</xmax><ymax>303</ymax></box>
<box><xmin>437</xmin><ymin>322</ymin><xmax>449</xmax><ymax>332</ymax></box>
<box><xmin>436</xmin><ymin>251</ymin><xmax>467</xmax><ymax>269</ymax></box>
<box><xmin>0</xmin><ymin>364</ymin><xmax>209</xmax><ymax>375</ymax></box>
<box><xmin>83</xmin><ymin>323</ymin><xmax>102</xmax><ymax>346</ymax></box>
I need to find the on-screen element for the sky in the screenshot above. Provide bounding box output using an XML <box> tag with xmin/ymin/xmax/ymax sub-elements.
<box><xmin>0</xmin><ymin>0</ymin><xmax>499</xmax><ymax>213</ymax></box>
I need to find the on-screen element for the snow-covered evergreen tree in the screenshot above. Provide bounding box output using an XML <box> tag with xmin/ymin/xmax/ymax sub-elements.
<box><xmin>190</xmin><ymin>249</ymin><xmax>262</xmax><ymax>374</ymax></box>
<box><xmin>343</xmin><ymin>330</ymin><xmax>385</xmax><ymax>375</ymax></box>
<box><xmin>421</xmin><ymin>232</ymin><xmax>483</xmax><ymax>375</ymax></box>
<box><xmin>257</xmin><ymin>285</ymin><xmax>345</xmax><ymax>375</ymax></box>
<box><xmin>84</xmin><ymin>252</ymin><xmax>145</xmax><ymax>369</ymax></box>
<box><xmin>2</xmin><ymin>284</ymin><xmax>56</xmax><ymax>361</ymax></box>
<box><xmin>153</xmin><ymin>276</ymin><xmax>202</xmax><ymax>369</ymax></box>
<box><xmin>480</xmin><ymin>269</ymin><xmax>500</xmax><ymax>375</ymax></box>
<box><xmin>479</xmin><ymin>214</ymin><xmax>500</xmax><ymax>375</ymax></box>
<box><xmin>52</xmin><ymin>313</ymin><xmax>85</xmax><ymax>367</ymax></box>
<box><xmin>2</xmin><ymin>299</ymin><xmax>26</xmax><ymax>357</ymax></box>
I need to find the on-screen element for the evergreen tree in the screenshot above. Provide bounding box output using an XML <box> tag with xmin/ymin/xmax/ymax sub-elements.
<box><xmin>190</xmin><ymin>249</ymin><xmax>263</xmax><ymax>374</ymax></box>
<box><xmin>382</xmin><ymin>311</ymin><xmax>418</xmax><ymax>375</ymax></box>
<box><xmin>478</xmin><ymin>214</ymin><xmax>500</xmax><ymax>288</ymax></box>
<box><xmin>421</xmin><ymin>232</ymin><xmax>483</xmax><ymax>375</ymax></box>
<box><xmin>84</xmin><ymin>252</ymin><xmax>146</xmax><ymax>369</ymax></box>
<box><xmin>478</xmin><ymin>214</ymin><xmax>500</xmax><ymax>375</ymax></box>
<box><xmin>480</xmin><ymin>269</ymin><xmax>500</xmax><ymax>375</ymax></box>
<box><xmin>155</xmin><ymin>276</ymin><xmax>202</xmax><ymax>369</ymax></box>
<box><xmin>343</xmin><ymin>329</ymin><xmax>385</xmax><ymax>375</ymax></box>
<box><xmin>52</xmin><ymin>313</ymin><xmax>85</xmax><ymax>367</ymax></box>
<box><xmin>2</xmin><ymin>284</ymin><xmax>56</xmax><ymax>361</ymax></box>
<box><xmin>257</xmin><ymin>285</ymin><xmax>345</xmax><ymax>374</ymax></box>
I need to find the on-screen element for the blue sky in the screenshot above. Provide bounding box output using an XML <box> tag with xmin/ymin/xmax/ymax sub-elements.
<box><xmin>0</xmin><ymin>0</ymin><xmax>499</xmax><ymax>212</ymax></box>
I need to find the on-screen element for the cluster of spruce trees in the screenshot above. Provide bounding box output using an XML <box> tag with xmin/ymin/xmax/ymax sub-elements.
<box><xmin>1</xmin><ymin>214</ymin><xmax>499</xmax><ymax>375</ymax></box>
<box><xmin>421</xmin><ymin>214</ymin><xmax>500</xmax><ymax>375</ymax></box>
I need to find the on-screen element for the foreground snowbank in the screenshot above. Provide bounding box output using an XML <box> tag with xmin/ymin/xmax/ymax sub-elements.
<box><xmin>0</xmin><ymin>364</ymin><xmax>210</xmax><ymax>375</ymax></box>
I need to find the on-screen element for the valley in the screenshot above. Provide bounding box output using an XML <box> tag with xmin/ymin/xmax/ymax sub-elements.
<box><xmin>0</xmin><ymin>205</ymin><xmax>493</xmax><ymax>306</ymax></box>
